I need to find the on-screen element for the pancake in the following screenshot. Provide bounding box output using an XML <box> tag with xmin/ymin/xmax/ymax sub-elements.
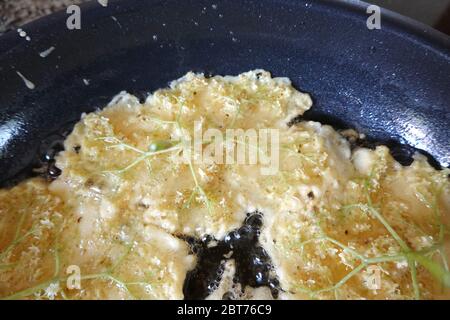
<box><xmin>1</xmin><ymin>70</ymin><xmax>448</xmax><ymax>299</ymax></box>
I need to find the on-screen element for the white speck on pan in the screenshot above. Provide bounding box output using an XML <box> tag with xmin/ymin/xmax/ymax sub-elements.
<box><xmin>17</xmin><ymin>28</ymin><xmax>30</xmax><ymax>41</ymax></box>
<box><xmin>98</xmin><ymin>0</ymin><xmax>108</xmax><ymax>7</ymax></box>
<box><xmin>16</xmin><ymin>71</ymin><xmax>35</xmax><ymax>90</ymax></box>
<box><xmin>39</xmin><ymin>46</ymin><xmax>55</xmax><ymax>58</ymax></box>
<box><xmin>83</xmin><ymin>78</ymin><xmax>90</xmax><ymax>85</ymax></box>
<box><xmin>111</xmin><ymin>16</ymin><xmax>122</xmax><ymax>29</ymax></box>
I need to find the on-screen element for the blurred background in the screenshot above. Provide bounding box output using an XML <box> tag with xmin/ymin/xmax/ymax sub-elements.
<box><xmin>0</xmin><ymin>0</ymin><xmax>449</xmax><ymax>35</ymax></box>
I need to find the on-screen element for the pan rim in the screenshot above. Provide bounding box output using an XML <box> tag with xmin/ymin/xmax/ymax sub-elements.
<box><xmin>0</xmin><ymin>0</ymin><xmax>448</xmax><ymax>55</ymax></box>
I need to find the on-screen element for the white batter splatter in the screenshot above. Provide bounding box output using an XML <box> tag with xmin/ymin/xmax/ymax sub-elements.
<box><xmin>16</xmin><ymin>71</ymin><xmax>35</xmax><ymax>90</ymax></box>
<box><xmin>17</xmin><ymin>28</ymin><xmax>31</xmax><ymax>41</ymax></box>
<box><xmin>98</xmin><ymin>0</ymin><xmax>108</xmax><ymax>7</ymax></box>
<box><xmin>39</xmin><ymin>46</ymin><xmax>55</xmax><ymax>58</ymax></box>
<box><xmin>111</xmin><ymin>16</ymin><xmax>122</xmax><ymax>29</ymax></box>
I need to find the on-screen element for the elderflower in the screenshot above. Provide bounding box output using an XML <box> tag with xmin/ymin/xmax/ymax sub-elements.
<box><xmin>44</xmin><ymin>282</ymin><xmax>60</xmax><ymax>300</ymax></box>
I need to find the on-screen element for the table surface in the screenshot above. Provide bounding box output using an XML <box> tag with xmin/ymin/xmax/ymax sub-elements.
<box><xmin>0</xmin><ymin>0</ymin><xmax>449</xmax><ymax>35</ymax></box>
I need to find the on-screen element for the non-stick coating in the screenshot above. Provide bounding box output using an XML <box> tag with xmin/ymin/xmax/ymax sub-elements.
<box><xmin>0</xmin><ymin>0</ymin><xmax>449</xmax><ymax>184</ymax></box>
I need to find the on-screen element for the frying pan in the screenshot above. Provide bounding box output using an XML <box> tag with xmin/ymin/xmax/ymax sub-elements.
<box><xmin>0</xmin><ymin>0</ymin><xmax>449</xmax><ymax>187</ymax></box>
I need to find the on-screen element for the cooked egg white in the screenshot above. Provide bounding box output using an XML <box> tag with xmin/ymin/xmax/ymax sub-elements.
<box><xmin>0</xmin><ymin>70</ymin><xmax>448</xmax><ymax>300</ymax></box>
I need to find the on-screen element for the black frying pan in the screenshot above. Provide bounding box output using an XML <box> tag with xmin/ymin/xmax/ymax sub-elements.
<box><xmin>0</xmin><ymin>0</ymin><xmax>449</xmax><ymax>187</ymax></box>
